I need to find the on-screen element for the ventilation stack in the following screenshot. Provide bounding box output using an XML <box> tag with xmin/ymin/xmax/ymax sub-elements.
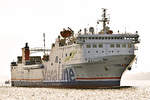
<box><xmin>22</xmin><ymin>43</ymin><xmax>30</xmax><ymax>64</ymax></box>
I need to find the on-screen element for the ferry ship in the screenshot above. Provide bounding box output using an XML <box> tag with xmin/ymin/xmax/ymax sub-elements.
<box><xmin>11</xmin><ymin>9</ymin><xmax>140</xmax><ymax>88</ymax></box>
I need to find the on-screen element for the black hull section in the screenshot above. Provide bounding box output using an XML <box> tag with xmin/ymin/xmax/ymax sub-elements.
<box><xmin>11</xmin><ymin>80</ymin><xmax>120</xmax><ymax>88</ymax></box>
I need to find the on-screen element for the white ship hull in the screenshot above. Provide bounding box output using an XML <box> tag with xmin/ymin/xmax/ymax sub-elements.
<box><xmin>11</xmin><ymin>55</ymin><xmax>134</xmax><ymax>88</ymax></box>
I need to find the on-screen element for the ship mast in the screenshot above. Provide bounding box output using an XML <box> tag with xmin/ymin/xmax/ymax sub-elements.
<box><xmin>98</xmin><ymin>8</ymin><xmax>110</xmax><ymax>34</ymax></box>
<box><xmin>43</xmin><ymin>33</ymin><xmax>46</xmax><ymax>55</ymax></box>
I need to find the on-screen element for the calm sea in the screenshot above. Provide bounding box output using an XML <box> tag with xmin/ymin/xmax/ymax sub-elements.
<box><xmin>0</xmin><ymin>80</ymin><xmax>150</xmax><ymax>100</ymax></box>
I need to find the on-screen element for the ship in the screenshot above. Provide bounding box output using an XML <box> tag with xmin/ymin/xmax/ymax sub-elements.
<box><xmin>10</xmin><ymin>9</ymin><xmax>140</xmax><ymax>88</ymax></box>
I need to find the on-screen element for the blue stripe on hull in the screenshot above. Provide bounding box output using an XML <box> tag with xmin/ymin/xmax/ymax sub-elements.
<box><xmin>11</xmin><ymin>80</ymin><xmax>120</xmax><ymax>88</ymax></box>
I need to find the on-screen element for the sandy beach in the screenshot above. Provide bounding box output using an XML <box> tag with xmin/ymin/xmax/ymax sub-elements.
<box><xmin>0</xmin><ymin>80</ymin><xmax>150</xmax><ymax>100</ymax></box>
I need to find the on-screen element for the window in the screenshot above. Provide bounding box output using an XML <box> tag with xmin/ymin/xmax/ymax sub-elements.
<box><xmin>55</xmin><ymin>56</ymin><xmax>58</xmax><ymax>63</ymax></box>
<box><xmin>128</xmin><ymin>44</ymin><xmax>132</xmax><ymax>48</ymax></box>
<box><xmin>66</xmin><ymin>54</ymin><xmax>67</xmax><ymax>57</ymax></box>
<box><xmin>99</xmin><ymin>44</ymin><xmax>103</xmax><ymax>48</ymax></box>
<box><xmin>86</xmin><ymin>44</ymin><xmax>91</xmax><ymax>48</ymax></box>
<box><xmin>70</xmin><ymin>53</ymin><xmax>72</xmax><ymax>56</ymax></box>
<box><xmin>92</xmin><ymin>37</ymin><xmax>94</xmax><ymax>39</ymax></box>
<box><xmin>89</xmin><ymin>37</ymin><xmax>91</xmax><ymax>39</ymax></box>
<box><xmin>93</xmin><ymin>44</ymin><xmax>97</xmax><ymax>48</ymax></box>
<box><xmin>110</xmin><ymin>44</ymin><xmax>114</xmax><ymax>48</ymax></box>
<box><xmin>122</xmin><ymin>44</ymin><xmax>126</xmax><ymax>48</ymax></box>
<box><xmin>116</xmin><ymin>44</ymin><xmax>120</xmax><ymax>48</ymax></box>
<box><xmin>96</xmin><ymin>51</ymin><xmax>98</xmax><ymax>53</ymax></box>
<box><xmin>99</xmin><ymin>37</ymin><xmax>101</xmax><ymax>39</ymax></box>
<box><xmin>88</xmin><ymin>51</ymin><xmax>90</xmax><ymax>53</ymax></box>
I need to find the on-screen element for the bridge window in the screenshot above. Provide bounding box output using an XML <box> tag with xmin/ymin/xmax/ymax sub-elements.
<box><xmin>122</xmin><ymin>44</ymin><xmax>126</xmax><ymax>48</ymax></box>
<box><xmin>110</xmin><ymin>44</ymin><xmax>114</xmax><ymax>48</ymax></box>
<box><xmin>99</xmin><ymin>44</ymin><xmax>103</xmax><ymax>48</ymax></box>
<box><xmin>93</xmin><ymin>44</ymin><xmax>97</xmax><ymax>48</ymax></box>
<box><xmin>86</xmin><ymin>44</ymin><xmax>91</xmax><ymax>48</ymax></box>
<box><xmin>116</xmin><ymin>44</ymin><xmax>120</xmax><ymax>48</ymax></box>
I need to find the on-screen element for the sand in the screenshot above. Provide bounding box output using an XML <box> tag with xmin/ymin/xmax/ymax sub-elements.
<box><xmin>0</xmin><ymin>80</ymin><xmax>150</xmax><ymax>100</ymax></box>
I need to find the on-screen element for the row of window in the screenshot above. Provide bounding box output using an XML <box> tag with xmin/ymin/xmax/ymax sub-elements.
<box><xmin>79</xmin><ymin>37</ymin><xmax>134</xmax><ymax>40</ymax></box>
<box><xmin>86</xmin><ymin>44</ymin><xmax>132</xmax><ymax>48</ymax></box>
<box><xmin>86</xmin><ymin>44</ymin><xmax>103</xmax><ymax>48</ymax></box>
<box><xmin>87</xmin><ymin>50</ymin><xmax>132</xmax><ymax>53</ymax></box>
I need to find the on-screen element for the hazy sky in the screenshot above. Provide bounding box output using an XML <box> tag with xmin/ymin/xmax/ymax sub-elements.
<box><xmin>0</xmin><ymin>0</ymin><xmax>149</xmax><ymax>80</ymax></box>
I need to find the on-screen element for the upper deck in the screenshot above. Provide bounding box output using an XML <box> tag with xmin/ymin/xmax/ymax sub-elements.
<box><xmin>76</xmin><ymin>33</ymin><xmax>139</xmax><ymax>44</ymax></box>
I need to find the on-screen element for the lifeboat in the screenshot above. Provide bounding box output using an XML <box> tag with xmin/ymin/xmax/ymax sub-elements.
<box><xmin>60</xmin><ymin>28</ymin><xmax>73</xmax><ymax>38</ymax></box>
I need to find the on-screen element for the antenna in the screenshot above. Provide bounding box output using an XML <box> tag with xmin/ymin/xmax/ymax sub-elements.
<box><xmin>43</xmin><ymin>33</ymin><xmax>46</xmax><ymax>55</ymax></box>
<box><xmin>97</xmin><ymin>8</ymin><xmax>110</xmax><ymax>34</ymax></box>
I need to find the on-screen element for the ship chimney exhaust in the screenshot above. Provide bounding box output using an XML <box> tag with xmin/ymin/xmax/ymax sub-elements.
<box><xmin>22</xmin><ymin>43</ymin><xmax>30</xmax><ymax>64</ymax></box>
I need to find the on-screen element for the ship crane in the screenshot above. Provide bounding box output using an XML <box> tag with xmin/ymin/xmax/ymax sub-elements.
<box><xmin>30</xmin><ymin>33</ymin><xmax>51</xmax><ymax>54</ymax></box>
<box><xmin>30</xmin><ymin>47</ymin><xmax>51</xmax><ymax>54</ymax></box>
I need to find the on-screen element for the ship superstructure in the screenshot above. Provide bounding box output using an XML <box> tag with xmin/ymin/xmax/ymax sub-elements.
<box><xmin>11</xmin><ymin>9</ymin><xmax>140</xmax><ymax>88</ymax></box>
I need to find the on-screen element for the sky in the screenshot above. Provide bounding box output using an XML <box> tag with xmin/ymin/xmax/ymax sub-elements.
<box><xmin>0</xmin><ymin>0</ymin><xmax>149</xmax><ymax>81</ymax></box>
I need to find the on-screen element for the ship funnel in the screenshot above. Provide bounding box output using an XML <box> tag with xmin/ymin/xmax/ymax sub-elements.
<box><xmin>22</xmin><ymin>43</ymin><xmax>30</xmax><ymax>64</ymax></box>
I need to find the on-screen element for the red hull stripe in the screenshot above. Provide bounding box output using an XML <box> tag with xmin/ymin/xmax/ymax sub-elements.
<box><xmin>76</xmin><ymin>77</ymin><xmax>121</xmax><ymax>80</ymax></box>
